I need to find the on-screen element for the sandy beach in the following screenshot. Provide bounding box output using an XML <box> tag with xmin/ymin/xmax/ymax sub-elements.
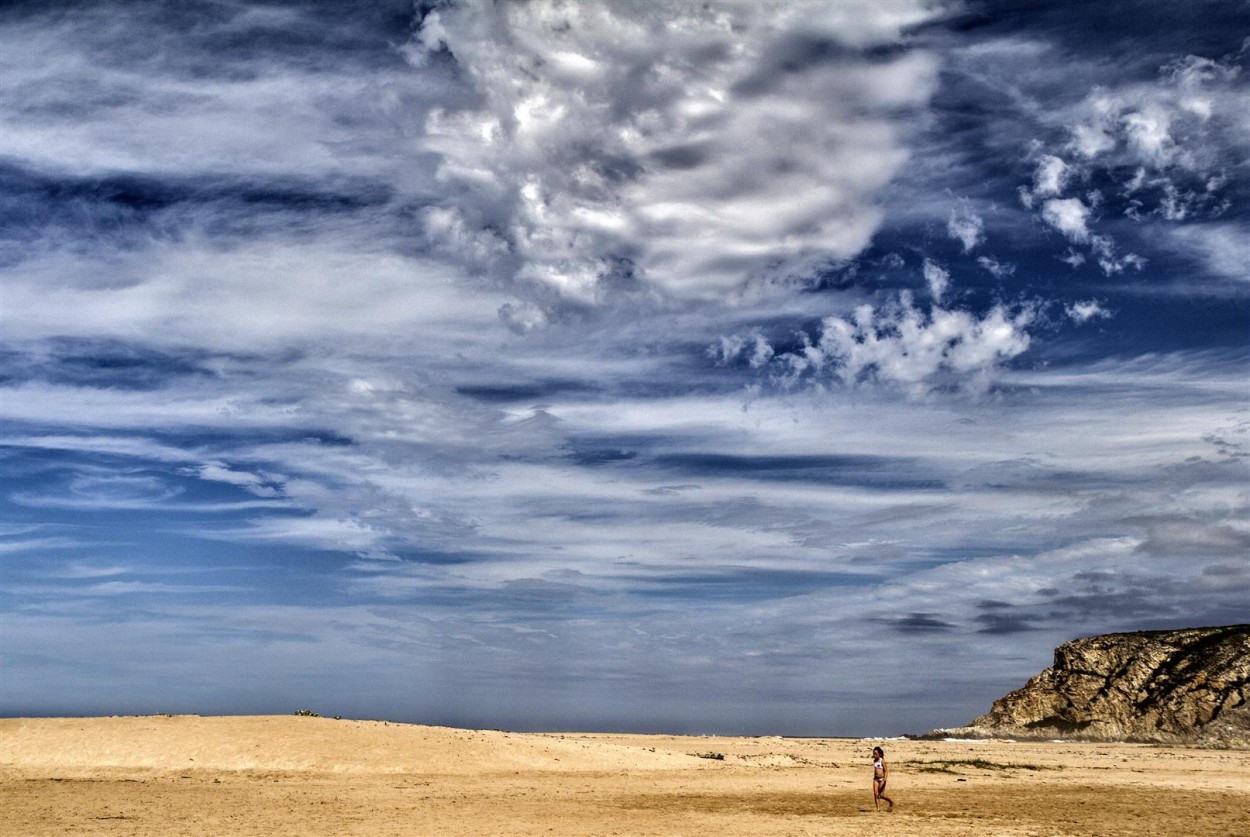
<box><xmin>2</xmin><ymin>715</ymin><xmax>1247</xmax><ymax>836</ymax></box>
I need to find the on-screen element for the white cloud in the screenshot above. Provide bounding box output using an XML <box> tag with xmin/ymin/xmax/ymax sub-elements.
<box><xmin>712</xmin><ymin>331</ymin><xmax>774</xmax><ymax>369</ymax></box>
<box><xmin>1089</xmin><ymin>234</ymin><xmax>1147</xmax><ymax>275</ymax></box>
<box><xmin>1070</xmin><ymin>119</ymin><xmax>1116</xmax><ymax>159</ymax></box>
<box><xmin>0</xmin><ymin>11</ymin><xmax>431</xmax><ymax>182</ymax></box>
<box><xmin>923</xmin><ymin>258</ymin><xmax>950</xmax><ymax>301</ymax></box>
<box><xmin>0</xmin><ymin>434</ymin><xmax>202</xmax><ymax>463</ymax></box>
<box><xmin>976</xmin><ymin>256</ymin><xmax>1015</xmax><ymax>279</ymax></box>
<box><xmin>1164</xmin><ymin>223</ymin><xmax>1250</xmax><ymax>283</ymax></box>
<box><xmin>1123</xmin><ymin>105</ymin><xmax>1175</xmax><ymax>167</ymax></box>
<box><xmin>2</xmin><ymin>237</ymin><xmax>505</xmax><ymax>353</ymax></box>
<box><xmin>1067</xmin><ymin>52</ymin><xmax>1246</xmax><ymax>177</ymax></box>
<box><xmin>407</xmin><ymin>0</ymin><xmax>939</xmax><ymax>304</ymax></box>
<box><xmin>1040</xmin><ymin>197</ymin><xmax>1091</xmax><ymax>242</ymax></box>
<box><xmin>1012</xmin><ymin>50</ymin><xmax>1244</xmax><ymax>282</ymax></box>
<box><xmin>775</xmin><ymin>293</ymin><xmax>1034</xmax><ymax>393</ymax></box>
<box><xmin>204</xmin><ymin>516</ymin><xmax>392</xmax><ymax>555</ymax></box>
<box><xmin>1066</xmin><ymin>300</ymin><xmax>1112</xmax><ymax>324</ymax></box>
<box><xmin>194</xmin><ymin>464</ymin><xmax>284</xmax><ymax>498</ymax></box>
<box><xmin>1032</xmin><ymin>154</ymin><xmax>1069</xmax><ymax>197</ymax></box>
<box><xmin>498</xmin><ymin>301</ymin><xmax>549</xmax><ymax>335</ymax></box>
<box><xmin>1059</xmin><ymin>249</ymin><xmax>1086</xmax><ymax>268</ymax></box>
<box><xmin>1065</xmin><ymin>55</ymin><xmax>1240</xmax><ymax>184</ymax></box>
<box><xmin>0</xmin><ymin>536</ymin><xmax>85</xmax><ymax>555</ymax></box>
<box><xmin>947</xmin><ymin>201</ymin><xmax>985</xmax><ymax>252</ymax></box>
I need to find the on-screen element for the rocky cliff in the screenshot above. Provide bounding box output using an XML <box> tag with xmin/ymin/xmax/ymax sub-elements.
<box><xmin>933</xmin><ymin>625</ymin><xmax>1250</xmax><ymax>746</ymax></box>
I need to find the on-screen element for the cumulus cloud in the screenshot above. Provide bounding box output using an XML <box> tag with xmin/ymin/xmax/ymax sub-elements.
<box><xmin>770</xmin><ymin>292</ymin><xmax>1034</xmax><ymax>393</ymax></box>
<box><xmin>1032</xmin><ymin>154</ymin><xmax>1070</xmax><ymax>198</ymax></box>
<box><xmin>1040</xmin><ymin>197</ymin><xmax>1091</xmax><ymax>242</ymax></box>
<box><xmin>712</xmin><ymin>331</ymin><xmax>774</xmax><ymax>369</ymax></box>
<box><xmin>1017</xmin><ymin>48</ymin><xmax>1244</xmax><ymax>278</ymax></box>
<box><xmin>1067</xmin><ymin>53</ymin><xmax>1244</xmax><ymax>175</ymax></box>
<box><xmin>408</xmin><ymin>0</ymin><xmax>939</xmax><ymax>304</ymax></box>
<box><xmin>1023</xmin><ymin>160</ymin><xmax>1147</xmax><ymax>275</ymax></box>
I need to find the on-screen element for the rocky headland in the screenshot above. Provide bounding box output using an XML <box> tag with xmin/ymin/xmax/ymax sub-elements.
<box><xmin>931</xmin><ymin>625</ymin><xmax>1250</xmax><ymax>747</ymax></box>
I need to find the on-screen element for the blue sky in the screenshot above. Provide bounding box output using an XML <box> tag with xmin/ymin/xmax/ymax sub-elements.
<box><xmin>1</xmin><ymin>0</ymin><xmax>1246</xmax><ymax>736</ymax></box>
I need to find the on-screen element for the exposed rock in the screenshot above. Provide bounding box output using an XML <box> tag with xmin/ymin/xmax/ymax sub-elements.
<box><xmin>930</xmin><ymin>625</ymin><xmax>1250</xmax><ymax>747</ymax></box>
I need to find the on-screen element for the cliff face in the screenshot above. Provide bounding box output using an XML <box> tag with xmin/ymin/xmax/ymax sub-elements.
<box><xmin>942</xmin><ymin>625</ymin><xmax>1250</xmax><ymax>746</ymax></box>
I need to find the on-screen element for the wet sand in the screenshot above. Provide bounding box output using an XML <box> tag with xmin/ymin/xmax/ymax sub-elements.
<box><xmin>2</xmin><ymin>715</ymin><xmax>1247</xmax><ymax>836</ymax></box>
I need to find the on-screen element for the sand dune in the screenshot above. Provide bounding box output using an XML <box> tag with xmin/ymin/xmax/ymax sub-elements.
<box><xmin>3</xmin><ymin>715</ymin><xmax>1247</xmax><ymax>836</ymax></box>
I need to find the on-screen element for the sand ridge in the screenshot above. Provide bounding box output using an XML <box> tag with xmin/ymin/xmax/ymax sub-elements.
<box><xmin>2</xmin><ymin>715</ymin><xmax>1248</xmax><ymax>836</ymax></box>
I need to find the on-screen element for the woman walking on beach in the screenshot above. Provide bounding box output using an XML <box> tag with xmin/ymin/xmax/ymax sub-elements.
<box><xmin>871</xmin><ymin>746</ymin><xmax>893</xmax><ymax>812</ymax></box>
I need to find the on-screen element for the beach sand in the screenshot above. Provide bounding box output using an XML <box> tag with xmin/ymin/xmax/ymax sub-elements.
<box><xmin>2</xmin><ymin>715</ymin><xmax>1247</xmax><ymax>836</ymax></box>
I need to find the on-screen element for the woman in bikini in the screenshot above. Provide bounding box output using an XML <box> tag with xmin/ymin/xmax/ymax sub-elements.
<box><xmin>871</xmin><ymin>746</ymin><xmax>893</xmax><ymax>812</ymax></box>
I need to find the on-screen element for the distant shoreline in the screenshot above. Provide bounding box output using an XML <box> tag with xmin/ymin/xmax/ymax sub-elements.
<box><xmin>4</xmin><ymin>713</ymin><xmax>1233</xmax><ymax>747</ymax></box>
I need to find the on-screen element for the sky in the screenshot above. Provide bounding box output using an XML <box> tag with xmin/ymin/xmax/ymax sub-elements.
<box><xmin>1</xmin><ymin>0</ymin><xmax>1247</xmax><ymax>737</ymax></box>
